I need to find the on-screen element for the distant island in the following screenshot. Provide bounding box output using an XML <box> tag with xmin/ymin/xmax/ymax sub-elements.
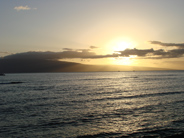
<box><xmin>0</xmin><ymin>58</ymin><xmax>172</xmax><ymax>73</ymax></box>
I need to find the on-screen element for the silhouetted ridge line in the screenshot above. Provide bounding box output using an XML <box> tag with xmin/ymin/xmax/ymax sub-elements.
<box><xmin>0</xmin><ymin>58</ymin><xmax>171</xmax><ymax>73</ymax></box>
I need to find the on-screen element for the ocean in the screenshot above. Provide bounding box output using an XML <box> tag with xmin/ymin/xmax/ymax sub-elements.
<box><xmin>0</xmin><ymin>71</ymin><xmax>184</xmax><ymax>138</ymax></box>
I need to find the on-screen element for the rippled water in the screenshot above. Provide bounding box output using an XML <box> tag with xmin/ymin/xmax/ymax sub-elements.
<box><xmin>0</xmin><ymin>71</ymin><xmax>184</xmax><ymax>138</ymax></box>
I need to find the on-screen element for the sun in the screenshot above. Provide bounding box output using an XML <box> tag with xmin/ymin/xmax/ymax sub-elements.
<box><xmin>103</xmin><ymin>37</ymin><xmax>137</xmax><ymax>65</ymax></box>
<box><xmin>105</xmin><ymin>37</ymin><xmax>136</xmax><ymax>54</ymax></box>
<box><xmin>113</xmin><ymin>41</ymin><xmax>131</xmax><ymax>51</ymax></box>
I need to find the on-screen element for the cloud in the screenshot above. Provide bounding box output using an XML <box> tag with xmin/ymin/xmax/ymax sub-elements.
<box><xmin>4</xmin><ymin>40</ymin><xmax>184</xmax><ymax>62</ymax></box>
<box><xmin>149</xmin><ymin>41</ymin><xmax>184</xmax><ymax>48</ymax></box>
<box><xmin>63</xmin><ymin>46</ymin><xmax>98</xmax><ymax>52</ymax></box>
<box><xmin>62</xmin><ymin>48</ymin><xmax>73</xmax><ymax>51</ymax></box>
<box><xmin>119</xmin><ymin>48</ymin><xmax>154</xmax><ymax>57</ymax></box>
<box><xmin>90</xmin><ymin>46</ymin><xmax>98</xmax><ymax>49</ymax></box>
<box><xmin>4</xmin><ymin>50</ymin><xmax>97</xmax><ymax>60</ymax></box>
<box><xmin>147</xmin><ymin>40</ymin><xmax>184</xmax><ymax>58</ymax></box>
<box><xmin>4</xmin><ymin>48</ymin><xmax>184</xmax><ymax>60</ymax></box>
<box><xmin>2</xmin><ymin>40</ymin><xmax>184</xmax><ymax>72</ymax></box>
<box><xmin>14</xmin><ymin>5</ymin><xmax>36</xmax><ymax>11</ymax></box>
<box><xmin>0</xmin><ymin>51</ymin><xmax>9</xmax><ymax>54</ymax></box>
<box><xmin>165</xmin><ymin>49</ymin><xmax>184</xmax><ymax>58</ymax></box>
<box><xmin>110</xmin><ymin>48</ymin><xmax>184</xmax><ymax>59</ymax></box>
<box><xmin>0</xmin><ymin>51</ymin><xmax>11</xmax><ymax>57</ymax></box>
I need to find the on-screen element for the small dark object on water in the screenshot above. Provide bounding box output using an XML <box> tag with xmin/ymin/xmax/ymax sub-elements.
<box><xmin>0</xmin><ymin>73</ymin><xmax>5</xmax><ymax>76</ymax></box>
<box><xmin>0</xmin><ymin>82</ymin><xmax>23</xmax><ymax>85</ymax></box>
<box><xmin>10</xmin><ymin>82</ymin><xmax>23</xmax><ymax>84</ymax></box>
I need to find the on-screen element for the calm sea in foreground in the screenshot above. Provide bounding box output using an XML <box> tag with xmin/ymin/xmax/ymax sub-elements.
<box><xmin>0</xmin><ymin>71</ymin><xmax>184</xmax><ymax>138</ymax></box>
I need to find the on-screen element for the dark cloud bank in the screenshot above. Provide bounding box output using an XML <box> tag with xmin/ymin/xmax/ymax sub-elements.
<box><xmin>149</xmin><ymin>41</ymin><xmax>184</xmax><ymax>48</ymax></box>
<box><xmin>1</xmin><ymin>41</ymin><xmax>183</xmax><ymax>73</ymax></box>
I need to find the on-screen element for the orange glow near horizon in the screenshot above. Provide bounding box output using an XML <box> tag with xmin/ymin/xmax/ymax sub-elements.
<box><xmin>112</xmin><ymin>55</ymin><xmax>138</xmax><ymax>66</ymax></box>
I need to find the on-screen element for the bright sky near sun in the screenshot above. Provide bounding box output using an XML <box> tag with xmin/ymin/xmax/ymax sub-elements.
<box><xmin>1</xmin><ymin>0</ymin><xmax>184</xmax><ymax>69</ymax></box>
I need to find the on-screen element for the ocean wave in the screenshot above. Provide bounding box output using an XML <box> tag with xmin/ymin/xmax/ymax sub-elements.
<box><xmin>1</xmin><ymin>72</ymin><xmax>184</xmax><ymax>138</ymax></box>
<box><xmin>77</xmin><ymin>129</ymin><xmax>184</xmax><ymax>138</ymax></box>
<box><xmin>81</xmin><ymin>76</ymin><xmax>139</xmax><ymax>81</ymax></box>
<box><xmin>69</xmin><ymin>91</ymin><xmax>184</xmax><ymax>104</ymax></box>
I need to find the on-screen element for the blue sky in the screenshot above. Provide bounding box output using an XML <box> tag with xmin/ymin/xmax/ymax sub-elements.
<box><xmin>1</xmin><ymin>0</ymin><xmax>184</xmax><ymax>69</ymax></box>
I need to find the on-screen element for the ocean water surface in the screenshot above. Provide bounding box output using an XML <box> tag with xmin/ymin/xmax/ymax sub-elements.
<box><xmin>0</xmin><ymin>71</ymin><xmax>184</xmax><ymax>138</ymax></box>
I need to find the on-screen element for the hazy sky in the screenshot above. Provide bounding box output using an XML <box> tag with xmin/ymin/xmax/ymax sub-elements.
<box><xmin>1</xmin><ymin>0</ymin><xmax>184</xmax><ymax>70</ymax></box>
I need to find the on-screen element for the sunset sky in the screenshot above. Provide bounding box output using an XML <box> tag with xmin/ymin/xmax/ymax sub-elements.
<box><xmin>1</xmin><ymin>0</ymin><xmax>184</xmax><ymax>70</ymax></box>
